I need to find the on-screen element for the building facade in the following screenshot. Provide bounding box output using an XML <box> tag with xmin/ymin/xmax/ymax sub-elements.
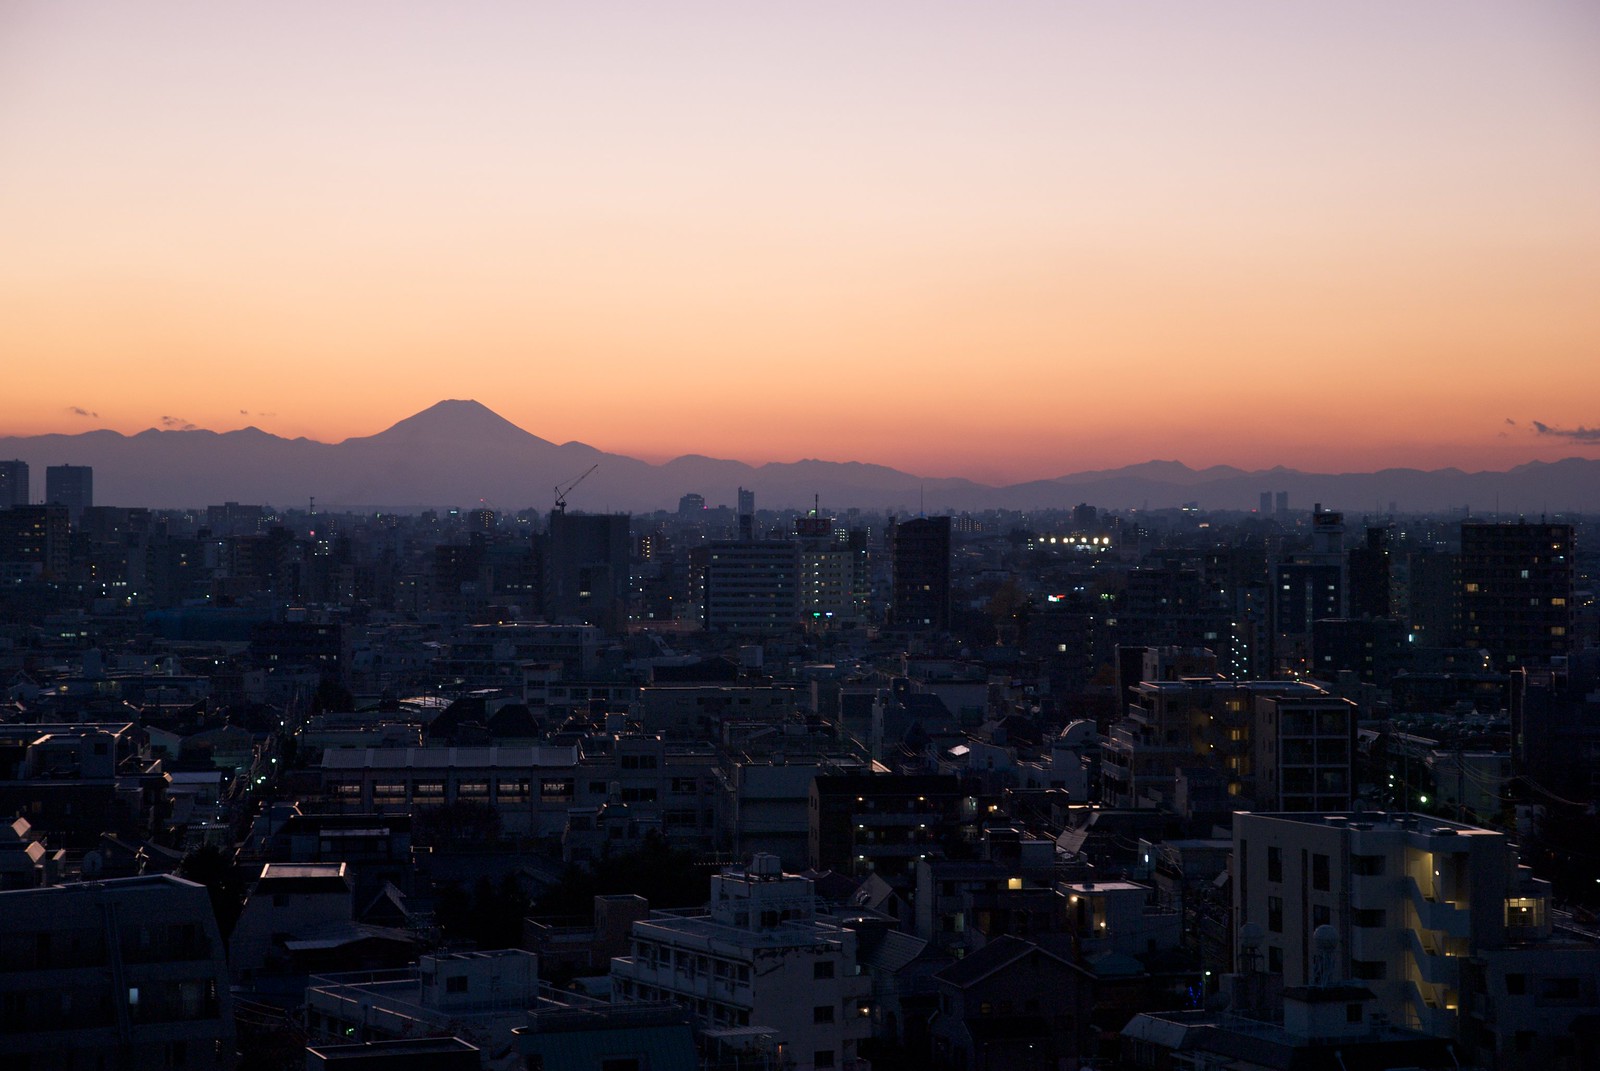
<box><xmin>610</xmin><ymin>857</ymin><xmax>873</xmax><ymax>1071</ymax></box>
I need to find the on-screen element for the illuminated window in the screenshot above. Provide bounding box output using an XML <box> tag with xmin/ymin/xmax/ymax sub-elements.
<box><xmin>1505</xmin><ymin>897</ymin><xmax>1546</xmax><ymax>930</ymax></box>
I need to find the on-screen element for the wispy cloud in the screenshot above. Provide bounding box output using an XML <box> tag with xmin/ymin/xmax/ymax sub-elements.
<box><xmin>160</xmin><ymin>415</ymin><xmax>198</xmax><ymax>431</ymax></box>
<box><xmin>67</xmin><ymin>406</ymin><xmax>99</xmax><ymax>418</ymax></box>
<box><xmin>1532</xmin><ymin>420</ymin><xmax>1600</xmax><ymax>443</ymax></box>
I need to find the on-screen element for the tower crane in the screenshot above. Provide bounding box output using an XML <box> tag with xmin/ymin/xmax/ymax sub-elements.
<box><xmin>553</xmin><ymin>464</ymin><xmax>598</xmax><ymax>515</ymax></box>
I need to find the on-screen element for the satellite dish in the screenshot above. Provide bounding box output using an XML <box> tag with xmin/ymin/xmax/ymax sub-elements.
<box><xmin>82</xmin><ymin>851</ymin><xmax>103</xmax><ymax>877</ymax></box>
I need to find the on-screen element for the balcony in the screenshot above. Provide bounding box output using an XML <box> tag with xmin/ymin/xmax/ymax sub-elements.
<box><xmin>1348</xmin><ymin>924</ymin><xmax>1397</xmax><ymax>960</ymax></box>
<box><xmin>1404</xmin><ymin>929</ymin><xmax>1460</xmax><ymax>988</ymax></box>
<box><xmin>1349</xmin><ymin>872</ymin><xmax>1394</xmax><ymax>908</ymax></box>
<box><xmin>1404</xmin><ymin>979</ymin><xmax>1458</xmax><ymax>1037</ymax></box>
<box><xmin>1405</xmin><ymin>878</ymin><xmax>1471</xmax><ymax>939</ymax></box>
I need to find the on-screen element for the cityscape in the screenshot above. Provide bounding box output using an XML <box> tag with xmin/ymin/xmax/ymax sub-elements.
<box><xmin>0</xmin><ymin>447</ymin><xmax>1596</xmax><ymax>1071</ymax></box>
<box><xmin>4</xmin><ymin>3</ymin><xmax>1599</xmax><ymax>1071</ymax></box>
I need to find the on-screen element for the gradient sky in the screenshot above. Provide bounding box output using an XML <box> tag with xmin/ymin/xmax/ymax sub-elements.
<box><xmin>3</xmin><ymin>1</ymin><xmax>1598</xmax><ymax>484</ymax></box>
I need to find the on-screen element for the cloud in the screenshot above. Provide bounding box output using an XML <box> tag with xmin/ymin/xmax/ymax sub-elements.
<box><xmin>1531</xmin><ymin>420</ymin><xmax>1600</xmax><ymax>443</ymax></box>
<box><xmin>66</xmin><ymin>406</ymin><xmax>99</xmax><ymax>418</ymax></box>
<box><xmin>160</xmin><ymin>415</ymin><xmax>199</xmax><ymax>431</ymax></box>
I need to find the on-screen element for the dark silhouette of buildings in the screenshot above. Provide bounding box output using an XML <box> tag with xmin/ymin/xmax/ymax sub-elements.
<box><xmin>1269</xmin><ymin>506</ymin><xmax>1345</xmax><ymax>674</ymax></box>
<box><xmin>889</xmin><ymin>515</ymin><xmax>950</xmax><ymax>631</ymax></box>
<box><xmin>1459</xmin><ymin>521</ymin><xmax>1574</xmax><ymax>672</ymax></box>
<box><xmin>45</xmin><ymin>464</ymin><xmax>93</xmax><ymax>523</ymax></box>
<box><xmin>0</xmin><ymin>459</ymin><xmax>28</xmax><ymax>507</ymax></box>
<box><xmin>1348</xmin><ymin>525</ymin><xmax>1393</xmax><ymax>619</ymax></box>
<box><xmin>0</xmin><ymin>503</ymin><xmax>70</xmax><ymax>581</ymax></box>
<box><xmin>547</xmin><ymin>512</ymin><xmax>630</xmax><ymax>633</ymax></box>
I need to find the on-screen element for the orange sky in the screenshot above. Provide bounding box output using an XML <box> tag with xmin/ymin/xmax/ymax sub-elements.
<box><xmin>2</xmin><ymin>1</ymin><xmax>1598</xmax><ymax>483</ymax></box>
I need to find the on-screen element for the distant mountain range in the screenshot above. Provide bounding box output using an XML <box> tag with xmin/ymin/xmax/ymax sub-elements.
<box><xmin>3</xmin><ymin>400</ymin><xmax>1597</xmax><ymax>515</ymax></box>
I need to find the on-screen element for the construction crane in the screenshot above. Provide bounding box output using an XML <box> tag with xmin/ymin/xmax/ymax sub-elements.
<box><xmin>553</xmin><ymin>463</ymin><xmax>598</xmax><ymax>515</ymax></box>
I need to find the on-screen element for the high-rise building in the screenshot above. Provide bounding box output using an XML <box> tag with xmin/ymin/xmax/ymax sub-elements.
<box><xmin>0</xmin><ymin>459</ymin><xmax>28</xmax><ymax>507</ymax></box>
<box><xmin>737</xmin><ymin>487</ymin><xmax>755</xmax><ymax>541</ymax></box>
<box><xmin>0</xmin><ymin>504</ymin><xmax>70</xmax><ymax>581</ymax></box>
<box><xmin>1347</xmin><ymin>526</ymin><xmax>1393</xmax><ymax>619</ymax></box>
<box><xmin>703</xmin><ymin>540</ymin><xmax>799</xmax><ymax>633</ymax></box>
<box><xmin>547</xmin><ymin>512</ymin><xmax>631</xmax><ymax>633</ymax></box>
<box><xmin>890</xmin><ymin>515</ymin><xmax>950</xmax><ymax>630</ymax></box>
<box><xmin>44</xmin><ymin>463</ymin><xmax>92</xmax><ymax>522</ymax></box>
<box><xmin>1459</xmin><ymin>522</ymin><xmax>1574</xmax><ymax>672</ymax></box>
<box><xmin>677</xmin><ymin>493</ymin><xmax>705</xmax><ymax>517</ymax></box>
<box><xmin>1271</xmin><ymin>506</ymin><xmax>1345</xmax><ymax>675</ymax></box>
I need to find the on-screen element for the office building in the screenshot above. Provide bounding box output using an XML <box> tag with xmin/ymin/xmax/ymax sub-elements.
<box><xmin>0</xmin><ymin>459</ymin><xmax>27</xmax><ymax>506</ymax></box>
<box><xmin>703</xmin><ymin>540</ymin><xmax>800</xmax><ymax>633</ymax></box>
<box><xmin>45</xmin><ymin>463</ymin><xmax>92</xmax><ymax>522</ymax></box>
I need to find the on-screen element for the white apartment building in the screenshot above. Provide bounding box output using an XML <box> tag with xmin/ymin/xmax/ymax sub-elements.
<box><xmin>1234</xmin><ymin>809</ymin><xmax>1600</xmax><ymax>1069</ymax></box>
<box><xmin>610</xmin><ymin>856</ymin><xmax>872</xmax><ymax>1071</ymax></box>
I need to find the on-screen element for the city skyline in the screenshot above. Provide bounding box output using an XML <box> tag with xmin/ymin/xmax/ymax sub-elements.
<box><xmin>3</xmin><ymin>1</ymin><xmax>1599</xmax><ymax>483</ymax></box>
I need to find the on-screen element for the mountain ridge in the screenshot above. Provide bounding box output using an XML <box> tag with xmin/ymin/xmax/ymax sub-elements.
<box><xmin>3</xmin><ymin>402</ymin><xmax>1597</xmax><ymax>514</ymax></box>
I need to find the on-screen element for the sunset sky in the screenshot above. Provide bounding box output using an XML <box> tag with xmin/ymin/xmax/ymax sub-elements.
<box><xmin>2</xmin><ymin>1</ymin><xmax>1598</xmax><ymax>484</ymax></box>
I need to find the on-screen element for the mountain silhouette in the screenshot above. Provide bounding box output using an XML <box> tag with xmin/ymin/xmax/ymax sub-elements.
<box><xmin>2</xmin><ymin>401</ymin><xmax>1597</xmax><ymax>514</ymax></box>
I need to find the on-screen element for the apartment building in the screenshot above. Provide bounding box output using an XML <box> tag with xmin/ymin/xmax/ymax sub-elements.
<box><xmin>0</xmin><ymin>874</ymin><xmax>236</xmax><ymax>1070</ymax></box>
<box><xmin>610</xmin><ymin>856</ymin><xmax>872</xmax><ymax>1071</ymax></box>
<box><xmin>1233</xmin><ymin>810</ymin><xmax>1600</xmax><ymax>1069</ymax></box>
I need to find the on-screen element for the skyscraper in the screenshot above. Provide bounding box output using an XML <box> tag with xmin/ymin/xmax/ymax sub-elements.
<box><xmin>0</xmin><ymin>459</ymin><xmax>27</xmax><ymax>507</ymax></box>
<box><xmin>890</xmin><ymin>515</ymin><xmax>951</xmax><ymax>630</ymax></box>
<box><xmin>738</xmin><ymin>486</ymin><xmax>755</xmax><ymax>541</ymax></box>
<box><xmin>546</xmin><ymin>512</ymin><xmax>631</xmax><ymax>633</ymax></box>
<box><xmin>45</xmin><ymin>464</ymin><xmax>92</xmax><ymax>522</ymax></box>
